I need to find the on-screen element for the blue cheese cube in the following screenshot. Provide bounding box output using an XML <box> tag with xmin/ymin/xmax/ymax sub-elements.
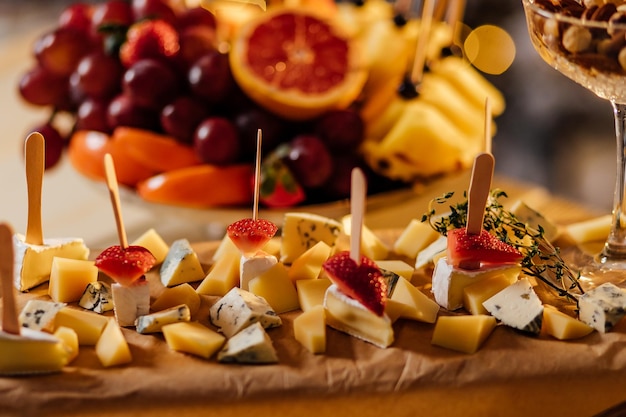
<box><xmin>482</xmin><ymin>278</ymin><xmax>543</xmax><ymax>335</ymax></box>
<box><xmin>209</xmin><ymin>287</ymin><xmax>282</xmax><ymax>338</ymax></box>
<box><xmin>217</xmin><ymin>322</ymin><xmax>278</xmax><ymax>364</ymax></box>
<box><xmin>19</xmin><ymin>299</ymin><xmax>66</xmax><ymax>332</ymax></box>
<box><xmin>160</xmin><ymin>239</ymin><xmax>205</xmax><ymax>287</ymax></box>
<box><xmin>578</xmin><ymin>283</ymin><xmax>626</xmax><ymax>333</ymax></box>
<box><xmin>79</xmin><ymin>281</ymin><xmax>113</xmax><ymax>313</ymax></box>
<box><xmin>135</xmin><ymin>304</ymin><xmax>191</xmax><ymax>334</ymax></box>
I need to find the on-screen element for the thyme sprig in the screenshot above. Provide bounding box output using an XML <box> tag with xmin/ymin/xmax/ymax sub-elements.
<box><xmin>421</xmin><ymin>190</ymin><xmax>583</xmax><ymax>303</ymax></box>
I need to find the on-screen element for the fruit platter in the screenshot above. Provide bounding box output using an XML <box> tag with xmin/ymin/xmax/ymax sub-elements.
<box><xmin>16</xmin><ymin>0</ymin><xmax>505</xmax><ymax>219</ymax></box>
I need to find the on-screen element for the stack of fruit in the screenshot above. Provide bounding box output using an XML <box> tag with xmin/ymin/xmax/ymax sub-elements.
<box><xmin>17</xmin><ymin>0</ymin><xmax>504</xmax><ymax>209</ymax></box>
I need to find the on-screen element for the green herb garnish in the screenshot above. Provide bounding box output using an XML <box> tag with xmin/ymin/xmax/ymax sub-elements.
<box><xmin>421</xmin><ymin>189</ymin><xmax>583</xmax><ymax>303</ymax></box>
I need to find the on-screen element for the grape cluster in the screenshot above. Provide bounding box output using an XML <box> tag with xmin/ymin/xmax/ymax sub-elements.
<box><xmin>19</xmin><ymin>0</ymin><xmax>401</xmax><ymax>204</ymax></box>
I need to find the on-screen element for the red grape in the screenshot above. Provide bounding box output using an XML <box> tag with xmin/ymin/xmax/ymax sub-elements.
<box><xmin>131</xmin><ymin>0</ymin><xmax>177</xmax><ymax>26</ymax></box>
<box><xmin>26</xmin><ymin>123</ymin><xmax>65</xmax><ymax>170</ymax></box>
<box><xmin>160</xmin><ymin>96</ymin><xmax>210</xmax><ymax>143</ymax></box>
<box><xmin>177</xmin><ymin>7</ymin><xmax>217</xmax><ymax>31</ymax></box>
<box><xmin>77</xmin><ymin>98</ymin><xmax>111</xmax><ymax>133</ymax></box>
<box><xmin>188</xmin><ymin>51</ymin><xmax>234</xmax><ymax>104</ymax></box>
<box><xmin>177</xmin><ymin>26</ymin><xmax>217</xmax><ymax>70</ymax></box>
<box><xmin>233</xmin><ymin>106</ymin><xmax>285</xmax><ymax>158</ymax></box>
<box><xmin>107</xmin><ymin>93</ymin><xmax>159</xmax><ymax>130</ymax></box>
<box><xmin>19</xmin><ymin>66</ymin><xmax>69</xmax><ymax>107</ymax></box>
<box><xmin>91</xmin><ymin>0</ymin><xmax>133</xmax><ymax>32</ymax></box>
<box><xmin>122</xmin><ymin>59</ymin><xmax>180</xmax><ymax>110</ymax></box>
<box><xmin>315</xmin><ymin>108</ymin><xmax>365</xmax><ymax>151</ymax></box>
<box><xmin>59</xmin><ymin>3</ymin><xmax>93</xmax><ymax>34</ymax></box>
<box><xmin>283</xmin><ymin>135</ymin><xmax>332</xmax><ymax>188</ymax></box>
<box><xmin>193</xmin><ymin>117</ymin><xmax>241</xmax><ymax>165</ymax></box>
<box><xmin>34</xmin><ymin>28</ymin><xmax>90</xmax><ymax>77</ymax></box>
<box><xmin>70</xmin><ymin>52</ymin><xmax>123</xmax><ymax>100</ymax></box>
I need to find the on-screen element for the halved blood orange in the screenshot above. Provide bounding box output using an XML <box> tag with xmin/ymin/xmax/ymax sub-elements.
<box><xmin>229</xmin><ymin>7</ymin><xmax>367</xmax><ymax>120</ymax></box>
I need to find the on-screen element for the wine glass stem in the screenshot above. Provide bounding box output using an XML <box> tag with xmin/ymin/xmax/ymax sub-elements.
<box><xmin>601</xmin><ymin>102</ymin><xmax>626</xmax><ymax>262</ymax></box>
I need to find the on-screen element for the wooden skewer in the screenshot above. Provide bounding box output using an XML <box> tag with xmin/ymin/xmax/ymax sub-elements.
<box><xmin>444</xmin><ymin>0</ymin><xmax>467</xmax><ymax>46</ymax></box>
<box><xmin>103</xmin><ymin>154</ymin><xmax>128</xmax><ymax>249</ymax></box>
<box><xmin>24</xmin><ymin>132</ymin><xmax>45</xmax><ymax>246</ymax></box>
<box><xmin>410</xmin><ymin>0</ymin><xmax>436</xmax><ymax>86</ymax></box>
<box><xmin>0</xmin><ymin>223</ymin><xmax>20</xmax><ymax>335</ymax></box>
<box><xmin>484</xmin><ymin>97</ymin><xmax>492</xmax><ymax>154</ymax></box>
<box><xmin>350</xmin><ymin>168</ymin><xmax>367</xmax><ymax>264</ymax></box>
<box><xmin>253</xmin><ymin>129</ymin><xmax>262</xmax><ymax>222</ymax></box>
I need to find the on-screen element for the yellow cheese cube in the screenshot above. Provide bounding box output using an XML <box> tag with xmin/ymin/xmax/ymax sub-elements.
<box><xmin>249</xmin><ymin>263</ymin><xmax>300</xmax><ymax>314</ymax></box>
<box><xmin>393</xmin><ymin>218</ymin><xmax>440</xmax><ymax>258</ymax></box>
<box><xmin>543</xmin><ymin>305</ymin><xmax>594</xmax><ymax>340</ymax></box>
<box><xmin>152</xmin><ymin>283</ymin><xmax>201</xmax><ymax>318</ymax></box>
<box><xmin>160</xmin><ymin>239</ymin><xmax>205</xmax><ymax>287</ymax></box>
<box><xmin>49</xmin><ymin>257</ymin><xmax>98</xmax><ymax>303</ymax></box>
<box><xmin>212</xmin><ymin>234</ymin><xmax>239</xmax><ymax>264</ymax></box>
<box><xmin>196</xmin><ymin>250</ymin><xmax>240</xmax><ymax>296</ymax></box>
<box><xmin>463</xmin><ymin>274</ymin><xmax>519</xmax><ymax>315</ymax></box>
<box><xmin>288</xmin><ymin>241</ymin><xmax>332</xmax><ymax>282</ymax></box>
<box><xmin>131</xmin><ymin>228</ymin><xmax>169</xmax><ymax>264</ymax></box>
<box><xmin>375</xmin><ymin>260</ymin><xmax>414</xmax><ymax>281</ymax></box>
<box><xmin>262</xmin><ymin>237</ymin><xmax>281</xmax><ymax>257</ymax></box>
<box><xmin>280</xmin><ymin>213</ymin><xmax>342</xmax><ymax>264</ymax></box>
<box><xmin>296</xmin><ymin>278</ymin><xmax>332</xmax><ymax>312</ymax></box>
<box><xmin>162</xmin><ymin>321</ymin><xmax>225</xmax><ymax>359</ymax></box>
<box><xmin>341</xmin><ymin>215</ymin><xmax>390</xmax><ymax>260</ymax></box>
<box><xmin>53</xmin><ymin>326</ymin><xmax>79</xmax><ymax>363</ymax></box>
<box><xmin>389</xmin><ymin>277</ymin><xmax>440</xmax><ymax>323</ymax></box>
<box><xmin>431</xmin><ymin>315</ymin><xmax>497</xmax><ymax>354</ymax></box>
<box><xmin>293</xmin><ymin>305</ymin><xmax>326</xmax><ymax>354</ymax></box>
<box><xmin>54</xmin><ymin>307</ymin><xmax>109</xmax><ymax>346</ymax></box>
<box><xmin>0</xmin><ymin>329</ymin><xmax>70</xmax><ymax>375</ymax></box>
<box><xmin>384</xmin><ymin>299</ymin><xmax>413</xmax><ymax>323</ymax></box>
<box><xmin>95</xmin><ymin>319</ymin><xmax>132</xmax><ymax>367</ymax></box>
<box><xmin>563</xmin><ymin>214</ymin><xmax>612</xmax><ymax>244</ymax></box>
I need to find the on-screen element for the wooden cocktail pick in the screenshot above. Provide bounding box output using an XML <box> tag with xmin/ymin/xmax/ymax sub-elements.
<box><xmin>410</xmin><ymin>0</ymin><xmax>436</xmax><ymax>87</ymax></box>
<box><xmin>460</xmin><ymin>98</ymin><xmax>495</xmax><ymax>269</ymax></box>
<box><xmin>103</xmin><ymin>153</ymin><xmax>128</xmax><ymax>249</ymax></box>
<box><xmin>25</xmin><ymin>132</ymin><xmax>45</xmax><ymax>246</ymax></box>
<box><xmin>350</xmin><ymin>167</ymin><xmax>367</xmax><ymax>264</ymax></box>
<box><xmin>252</xmin><ymin>129</ymin><xmax>262</xmax><ymax>221</ymax></box>
<box><xmin>0</xmin><ymin>223</ymin><xmax>20</xmax><ymax>335</ymax></box>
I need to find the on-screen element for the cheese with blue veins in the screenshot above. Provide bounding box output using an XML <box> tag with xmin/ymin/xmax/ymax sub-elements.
<box><xmin>217</xmin><ymin>322</ymin><xmax>278</xmax><ymax>364</ymax></box>
<box><xmin>279</xmin><ymin>213</ymin><xmax>342</xmax><ymax>264</ymax></box>
<box><xmin>19</xmin><ymin>299</ymin><xmax>66</xmax><ymax>332</ymax></box>
<box><xmin>160</xmin><ymin>239</ymin><xmax>205</xmax><ymax>287</ymax></box>
<box><xmin>578</xmin><ymin>282</ymin><xmax>626</xmax><ymax>333</ymax></box>
<box><xmin>79</xmin><ymin>281</ymin><xmax>113</xmax><ymax>313</ymax></box>
<box><xmin>135</xmin><ymin>304</ymin><xmax>191</xmax><ymax>334</ymax></box>
<box><xmin>482</xmin><ymin>278</ymin><xmax>543</xmax><ymax>335</ymax></box>
<box><xmin>209</xmin><ymin>287</ymin><xmax>282</xmax><ymax>338</ymax></box>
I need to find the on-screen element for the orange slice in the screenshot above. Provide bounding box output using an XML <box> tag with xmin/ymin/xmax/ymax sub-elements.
<box><xmin>135</xmin><ymin>164</ymin><xmax>253</xmax><ymax>208</ymax></box>
<box><xmin>229</xmin><ymin>7</ymin><xmax>367</xmax><ymax>120</ymax></box>
<box><xmin>112</xmin><ymin>127</ymin><xmax>202</xmax><ymax>172</ymax></box>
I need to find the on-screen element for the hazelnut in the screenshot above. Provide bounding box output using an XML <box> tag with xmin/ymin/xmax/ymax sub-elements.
<box><xmin>562</xmin><ymin>25</ymin><xmax>593</xmax><ymax>52</ymax></box>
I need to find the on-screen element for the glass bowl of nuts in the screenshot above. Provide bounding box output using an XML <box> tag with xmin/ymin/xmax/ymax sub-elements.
<box><xmin>522</xmin><ymin>0</ymin><xmax>626</xmax><ymax>288</ymax></box>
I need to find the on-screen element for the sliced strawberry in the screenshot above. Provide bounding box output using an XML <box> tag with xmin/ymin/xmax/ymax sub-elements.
<box><xmin>322</xmin><ymin>251</ymin><xmax>387</xmax><ymax>316</ymax></box>
<box><xmin>95</xmin><ymin>245</ymin><xmax>156</xmax><ymax>286</ymax></box>
<box><xmin>447</xmin><ymin>228</ymin><xmax>523</xmax><ymax>268</ymax></box>
<box><xmin>119</xmin><ymin>19</ymin><xmax>179</xmax><ymax>68</ymax></box>
<box><xmin>226</xmin><ymin>218</ymin><xmax>278</xmax><ymax>255</ymax></box>
<box><xmin>259</xmin><ymin>154</ymin><xmax>305</xmax><ymax>208</ymax></box>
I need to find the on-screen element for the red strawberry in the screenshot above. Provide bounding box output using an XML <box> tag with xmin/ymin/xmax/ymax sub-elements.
<box><xmin>447</xmin><ymin>228</ymin><xmax>523</xmax><ymax>268</ymax></box>
<box><xmin>227</xmin><ymin>218</ymin><xmax>278</xmax><ymax>255</ymax></box>
<box><xmin>95</xmin><ymin>245</ymin><xmax>156</xmax><ymax>286</ymax></box>
<box><xmin>259</xmin><ymin>155</ymin><xmax>305</xmax><ymax>208</ymax></box>
<box><xmin>322</xmin><ymin>251</ymin><xmax>387</xmax><ymax>316</ymax></box>
<box><xmin>119</xmin><ymin>19</ymin><xmax>179</xmax><ymax>68</ymax></box>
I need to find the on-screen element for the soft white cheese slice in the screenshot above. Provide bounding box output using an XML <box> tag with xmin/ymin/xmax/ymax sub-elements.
<box><xmin>13</xmin><ymin>234</ymin><xmax>89</xmax><ymax>292</ymax></box>
<box><xmin>239</xmin><ymin>251</ymin><xmax>277</xmax><ymax>291</ymax></box>
<box><xmin>323</xmin><ymin>284</ymin><xmax>394</xmax><ymax>348</ymax></box>
<box><xmin>578</xmin><ymin>282</ymin><xmax>626</xmax><ymax>333</ymax></box>
<box><xmin>431</xmin><ymin>257</ymin><xmax>521</xmax><ymax>311</ymax></box>
<box><xmin>111</xmin><ymin>280</ymin><xmax>150</xmax><ymax>327</ymax></box>
<box><xmin>19</xmin><ymin>299</ymin><xmax>66</xmax><ymax>332</ymax></box>
<box><xmin>135</xmin><ymin>304</ymin><xmax>191</xmax><ymax>334</ymax></box>
<box><xmin>79</xmin><ymin>281</ymin><xmax>113</xmax><ymax>313</ymax></box>
<box><xmin>209</xmin><ymin>287</ymin><xmax>282</xmax><ymax>338</ymax></box>
<box><xmin>217</xmin><ymin>322</ymin><xmax>278</xmax><ymax>364</ymax></box>
<box><xmin>482</xmin><ymin>278</ymin><xmax>543</xmax><ymax>335</ymax></box>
